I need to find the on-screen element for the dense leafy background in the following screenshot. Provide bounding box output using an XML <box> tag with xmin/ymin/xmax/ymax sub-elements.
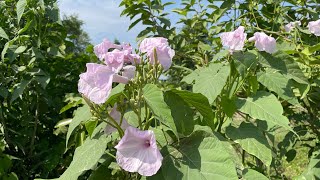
<box><xmin>0</xmin><ymin>0</ymin><xmax>319</xmax><ymax>179</ymax></box>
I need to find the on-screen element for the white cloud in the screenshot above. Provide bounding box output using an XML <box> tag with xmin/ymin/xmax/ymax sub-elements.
<box><xmin>58</xmin><ymin>0</ymin><xmax>145</xmax><ymax>47</ymax></box>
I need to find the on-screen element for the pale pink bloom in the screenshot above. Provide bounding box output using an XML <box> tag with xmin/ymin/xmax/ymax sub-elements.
<box><xmin>248</xmin><ymin>32</ymin><xmax>277</xmax><ymax>54</ymax></box>
<box><xmin>308</xmin><ymin>20</ymin><xmax>320</xmax><ymax>36</ymax></box>
<box><xmin>94</xmin><ymin>39</ymin><xmax>122</xmax><ymax>60</ymax></box>
<box><xmin>121</xmin><ymin>43</ymin><xmax>141</xmax><ymax>64</ymax></box>
<box><xmin>78</xmin><ymin>63</ymin><xmax>114</xmax><ymax>104</ymax></box>
<box><xmin>220</xmin><ymin>26</ymin><xmax>247</xmax><ymax>53</ymax></box>
<box><xmin>112</xmin><ymin>65</ymin><xmax>136</xmax><ymax>84</ymax></box>
<box><xmin>128</xmin><ymin>54</ymin><xmax>141</xmax><ymax>64</ymax></box>
<box><xmin>115</xmin><ymin>127</ymin><xmax>163</xmax><ymax>176</ymax></box>
<box><xmin>284</xmin><ymin>21</ymin><xmax>301</xmax><ymax>32</ymax></box>
<box><xmin>104</xmin><ymin>104</ymin><xmax>129</xmax><ymax>134</ymax></box>
<box><xmin>104</xmin><ymin>49</ymin><xmax>125</xmax><ymax>73</ymax></box>
<box><xmin>139</xmin><ymin>37</ymin><xmax>175</xmax><ymax>71</ymax></box>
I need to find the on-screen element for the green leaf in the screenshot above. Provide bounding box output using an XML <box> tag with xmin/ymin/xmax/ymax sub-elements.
<box><xmin>0</xmin><ymin>27</ymin><xmax>9</xmax><ymax>40</ymax></box>
<box><xmin>85</xmin><ymin>119</ymin><xmax>98</xmax><ymax>137</ymax></box>
<box><xmin>105</xmin><ymin>84</ymin><xmax>125</xmax><ymax>105</ymax></box>
<box><xmin>88</xmin><ymin>159</ymin><xmax>112</xmax><ymax>180</ymax></box>
<box><xmin>16</xmin><ymin>0</ymin><xmax>27</xmax><ymax>24</ymax></box>
<box><xmin>149</xmin><ymin>131</ymin><xmax>238</xmax><ymax>180</ymax></box>
<box><xmin>158</xmin><ymin>17</ymin><xmax>171</xmax><ymax>27</ymax></box>
<box><xmin>0</xmin><ymin>86</ymin><xmax>8</xmax><ymax>98</ymax></box>
<box><xmin>198</xmin><ymin>41</ymin><xmax>211</xmax><ymax>51</ymax></box>
<box><xmin>143</xmin><ymin>84</ymin><xmax>178</xmax><ymax>137</ymax></box>
<box><xmin>168</xmin><ymin>89</ymin><xmax>216</xmax><ymax>128</ymax></box>
<box><xmin>58</xmin><ymin>135</ymin><xmax>109</xmax><ymax>180</ymax></box>
<box><xmin>236</xmin><ymin>91</ymin><xmax>292</xmax><ymax>131</ymax></box>
<box><xmin>54</xmin><ymin>119</ymin><xmax>72</xmax><ymax>128</ymax></box>
<box><xmin>14</xmin><ymin>46</ymin><xmax>27</xmax><ymax>54</ymax></box>
<box><xmin>226</xmin><ymin>123</ymin><xmax>272</xmax><ymax>166</ymax></box>
<box><xmin>258</xmin><ymin>51</ymin><xmax>308</xmax><ymax>84</ymax></box>
<box><xmin>194</xmin><ymin>63</ymin><xmax>230</xmax><ymax>104</ymax></box>
<box><xmin>221</xmin><ymin>96</ymin><xmax>236</xmax><ymax>118</ymax></box>
<box><xmin>59</xmin><ymin>99</ymin><xmax>83</xmax><ymax>114</ymax></box>
<box><xmin>66</xmin><ymin>105</ymin><xmax>92</xmax><ymax>146</ymax></box>
<box><xmin>242</xmin><ymin>168</ymin><xmax>269</xmax><ymax>180</ymax></box>
<box><xmin>10</xmin><ymin>79</ymin><xmax>30</xmax><ymax>103</ymax></box>
<box><xmin>258</xmin><ymin>69</ymin><xmax>299</xmax><ymax>105</ymax></box>
<box><xmin>164</xmin><ymin>91</ymin><xmax>194</xmax><ymax>136</ymax></box>
<box><xmin>233</xmin><ymin>51</ymin><xmax>257</xmax><ymax>77</ymax></box>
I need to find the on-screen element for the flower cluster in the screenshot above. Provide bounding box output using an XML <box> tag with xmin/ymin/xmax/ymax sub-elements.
<box><xmin>220</xmin><ymin>20</ymin><xmax>320</xmax><ymax>54</ymax></box>
<box><xmin>77</xmin><ymin>37</ymin><xmax>175</xmax><ymax>177</ymax></box>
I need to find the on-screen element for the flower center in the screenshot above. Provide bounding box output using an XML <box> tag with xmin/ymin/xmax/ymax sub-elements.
<box><xmin>144</xmin><ymin>140</ymin><xmax>151</xmax><ymax>148</ymax></box>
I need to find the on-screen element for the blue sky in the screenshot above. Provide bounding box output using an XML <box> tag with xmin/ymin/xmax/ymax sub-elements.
<box><xmin>58</xmin><ymin>0</ymin><xmax>146</xmax><ymax>47</ymax></box>
<box><xmin>58</xmin><ymin>0</ymin><xmax>222</xmax><ymax>47</ymax></box>
<box><xmin>58</xmin><ymin>0</ymin><xmax>182</xmax><ymax>48</ymax></box>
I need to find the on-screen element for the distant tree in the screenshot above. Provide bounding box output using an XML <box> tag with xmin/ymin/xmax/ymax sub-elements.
<box><xmin>62</xmin><ymin>15</ymin><xmax>90</xmax><ymax>54</ymax></box>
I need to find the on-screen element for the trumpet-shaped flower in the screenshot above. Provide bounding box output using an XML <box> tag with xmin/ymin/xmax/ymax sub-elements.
<box><xmin>104</xmin><ymin>104</ymin><xmax>129</xmax><ymax>134</ymax></box>
<box><xmin>78</xmin><ymin>63</ymin><xmax>114</xmax><ymax>104</ymax></box>
<box><xmin>94</xmin><ymin>39</ymin><xmax>122</xmax><ymax>60</ymax></box>
<box><xmin>308</xmin><ymin>20</ymin><xmax>320</xmax><ymax>36</ymax></box>
<box><xmin>248</xmin><ymin>32</ymin><xmax>277</xmax><ymax>54</ymax></box>
<box><xmin>104</xmin><ymin>49</ymin><xmax>125</xmax><ymax>73</ymax></box>
<box><xmin>220</xmin><ymin>26</ymin><xmax>247</xmax><ymax>53</ymax></box>
<box><xmin>139</xmin><ymin>37</ymin><xmax>175</xmax><ymax>71</ymax></box>
<box><xmin>115</xmin><ymin>127</ymin><xmax>163</xmax><ymax>176</ymax></box>
<box><xmin>284</xmin><ymin>21</ymin><xmax>301</xmax><ymax>32</ymax></box>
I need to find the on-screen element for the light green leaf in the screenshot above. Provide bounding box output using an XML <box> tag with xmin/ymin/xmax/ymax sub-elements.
<box><xmin>236</xmin><ymin>91</ymin><xmax>292</xmax><ymax>131</ymax></box>
<box><xmin>193</xmin><ymin>63</ymin><xmax>229</xmax><ymax>104</ymax></box>
<box><xmin>226</xmin><ymin>123</ymin><xmax>272</xmax><ymax>166</ymax></box>
<box><xmin>164</xmin><ymin>91</ymin><xmax>194</xmax><ymax>136</ymax></box>
<box><xmin>143</xmin><ymin>84</ymin><xmax>178</xmax><ymax>137</ymax></box>
<box><xmin>14</xmin><ymin>46</ymin><xmax>27</xmax><ymax>54</ymax></box>
<box><xmin>242</xmin><ymin>168</ymin><xmax>269</xmax><ymax>180</ymax></box>
<box><xmin>16</xmin><ymin>0</ymin><xmax>27</xmax><ymax>24</ymax></box>
<box><xmin>184</xmin><ymin>63</ymin><xmax>230</xmax><ymax>104</ymax></box>
<box><xmin>149</xmin><ymin>131</ymin><xmax>238</xmax><ymax>180</ymax></box>
<box><xmin>258</xmin><ymin>69</ymin><xmax>299</xmax><ymax>105</ymax></box>
<box><xmin>198</xmin><ymin>41</ymin><xmax>211</xmax><ymax>51</ymax></box>
<box><xmin>66</xmin><ymin>105</ymin><xmax>92</xmax><ymax>146</ymax></box>
<box><xmin>58</xmin><ymin>135</ymin><xmax>109</xmax><ymax>180</ymax></box>
<box><xmin>0</xmin><ymin>27</ymin><xmax>9</xmax><ymax>40</ymax></box>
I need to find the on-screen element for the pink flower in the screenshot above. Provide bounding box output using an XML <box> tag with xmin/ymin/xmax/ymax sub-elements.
<box><xmin>121</xmin><ymin>43</ymin><xmax>141</xmax><ymax>64</ymax></box>
<box><xmin>220</xmin><ymin>26</ymin><xmax>247</xmax><ymax>53</ymax></box>
<box><xmin>284</xmin><ymin>21</ymin><xmax>301</xmax><ymax>32</ymax></box>
<box><xmin>113</xmin><ymin>65</ymin><xmax>136</xmax><ymax>84</ymax></box>
<box><xmin>104</xmin><ymin>49</ymin><xmax>125</xmax><ymax>73</ymax></box>
<box><xmin>139</xmin><ymin>37</ymin><xmax>175</xmax><ymax>71</ymax></box>
<box><xmin>115</xmin><ymin>127</ymin><xmax>163</xmax><ymax>176</ymax></box>
<box><xmin>248</xmin><ymin>32</ymin><xmax>277</xmax><ymax>54</ymax></box>
<box><xmin>94</xmin><ymin>39</ymin><xmax>122</xmax><ymax>60</ymax></box>
<box><xmin>78</xmin><ymin>63</ymin><xmax>114</xmax><ymax>104</ymax></box>
<box><xmin>104</xmin><ymin>104</ymin><xmax>129</xmax><ymax>134</ymax></box>
<box><xmin>308</xmin><ymin>20</ymin><xmax>320</xmax><ymax>36</ymax></box>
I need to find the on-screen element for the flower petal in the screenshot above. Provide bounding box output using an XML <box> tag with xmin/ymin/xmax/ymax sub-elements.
<box><xmin>115</xmin><ymin>127</ymin><xmax>163</xmax><ymax>176</ymax></box>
